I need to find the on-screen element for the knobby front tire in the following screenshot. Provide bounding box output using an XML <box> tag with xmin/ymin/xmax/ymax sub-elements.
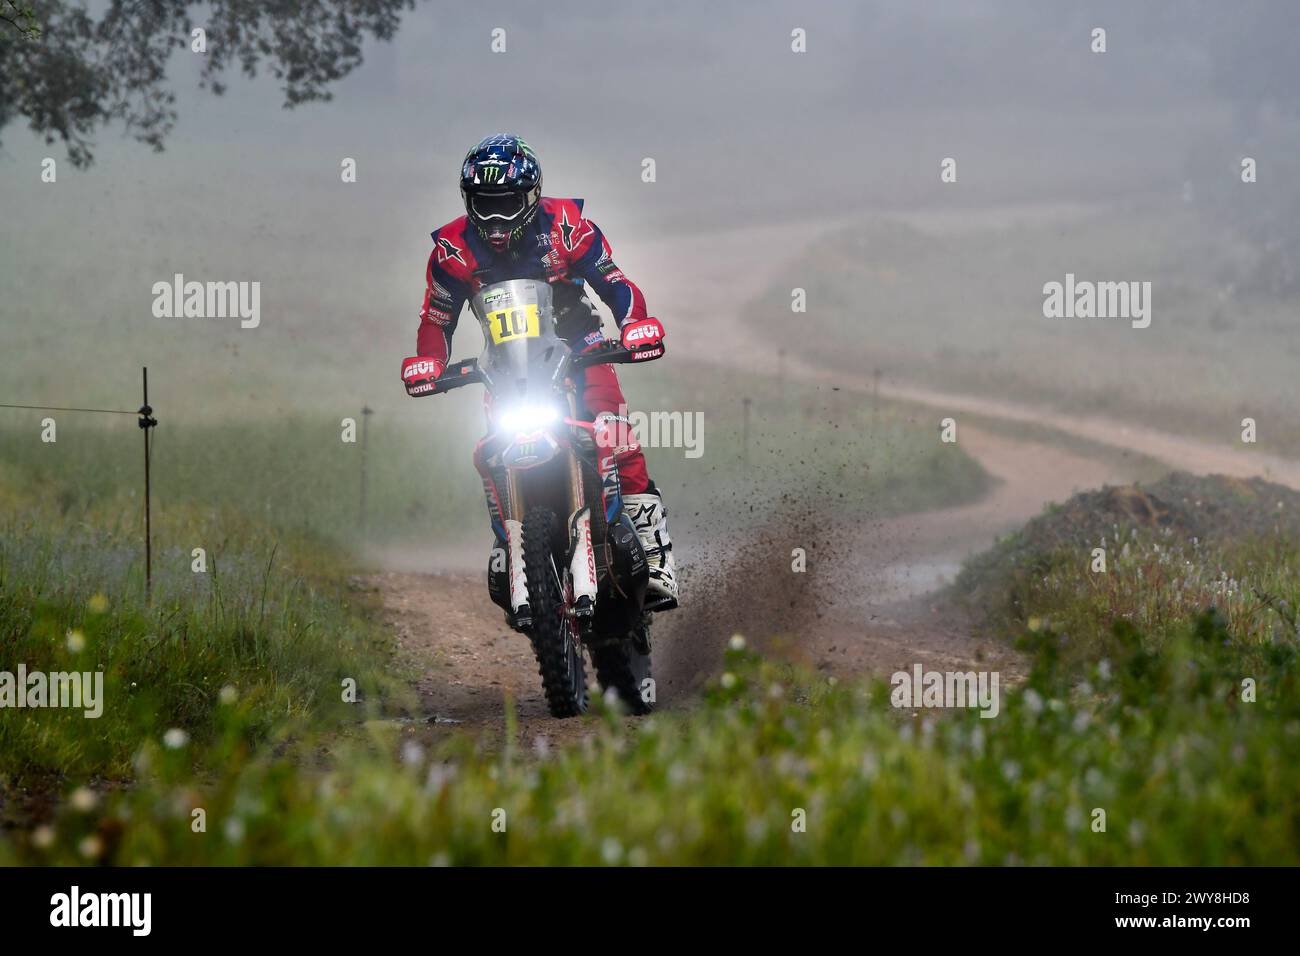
<box><xmin>522</xmin><ymin>506</ymin><xmax>589</xmax><ymax>718</ymax></box>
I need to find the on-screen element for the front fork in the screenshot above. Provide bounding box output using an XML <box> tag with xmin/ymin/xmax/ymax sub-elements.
<box><xmin>501</xmin><ymin>471</ymin><xmax>531</xmax><ymax>623</ymax></box>
<box><xmin>478</xmin><ymin>427</ymin><xmax>600</xmax><ymax>630</ymax></box>
<box><xmin>564</xmin><ymin>450</ymin><xmax>599</xmax><ymax>624</ymax></box>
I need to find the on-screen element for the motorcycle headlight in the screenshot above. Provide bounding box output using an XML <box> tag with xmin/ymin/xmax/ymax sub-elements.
<box><xmin>496</xmin><ymin>402</ymin><xmax>561</xmax><ymax>433</ymax></box>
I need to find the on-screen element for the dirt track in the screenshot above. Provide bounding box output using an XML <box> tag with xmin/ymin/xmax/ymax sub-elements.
<box><xmin>366</xmin><ymin>215</ymin><xmax>1300</xmax><ymax>735</ymax></box>
<box><xmin>365</xmin><ymin>408</ymin><xmax>1145</xmax><ymax>735</ymax></box>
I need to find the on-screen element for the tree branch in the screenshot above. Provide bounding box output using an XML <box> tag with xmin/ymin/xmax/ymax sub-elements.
<box><xmin>1</xmin><ymin>2</ymin><xmax>40</xmax><ymax>39</ymax></box>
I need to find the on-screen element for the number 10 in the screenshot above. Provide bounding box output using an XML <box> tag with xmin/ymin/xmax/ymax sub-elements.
<box><xmin>497</xmin><ymin>308</ymin><xmax>527</xmax><ymax>338</ymax></box>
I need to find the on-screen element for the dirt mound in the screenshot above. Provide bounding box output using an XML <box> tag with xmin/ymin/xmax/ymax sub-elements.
<box><xmin>954</xmin><ymin>472</ymin><xmax>1300</xmax><ymax>611</ymax></box>
<box><xmin>1030</xmin><ymin>472</ymin><xmax>1300</xmax><ymax>547</ymax></box>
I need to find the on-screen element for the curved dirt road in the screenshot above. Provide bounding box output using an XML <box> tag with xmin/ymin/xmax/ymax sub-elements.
<box><xmin>367</xmin><ymin>212</ymin><xmax>1300</xmax><ymax>734</ymax></box>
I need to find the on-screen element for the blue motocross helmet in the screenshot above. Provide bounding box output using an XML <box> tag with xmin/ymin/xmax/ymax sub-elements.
<box><xmin>460</xmin><ymin>134</ymin><xmax>542</xmax><ymax>250</ymax></box>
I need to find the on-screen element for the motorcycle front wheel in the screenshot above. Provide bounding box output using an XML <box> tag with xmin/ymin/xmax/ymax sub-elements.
<box><xmin>522</xmin><ymin>506</ymin><xmax>589</xmax><ymax>718</ymax></box>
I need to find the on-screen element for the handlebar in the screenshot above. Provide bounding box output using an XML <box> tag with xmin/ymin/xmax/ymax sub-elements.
<box><xmin>570</xmin><ymin>342</ymin><xmax>637</xmax><ymax>369</ymax></box>
<box><xmin>430</xmin><ymin>342</ymin><xmax>638</xmax><ymax>394</ymax></box>
<box><xmin>431</xmin><ymin>358</ymin><xmax>484</xmax><ymax>393</ymax></box>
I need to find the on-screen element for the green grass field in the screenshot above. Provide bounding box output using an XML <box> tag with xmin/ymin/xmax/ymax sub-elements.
<box><xmin>750</xmin><ymin>202</ymin><xmax>1300</xmax><ymax>456</ymax></box>
<box><xmin>0</xmin><ymin>359</ymin><xmax>989</xmax><ymax>552</ymax></box>
<box><xmin>954</xmin><ymin>473</ymin><xmax>1300</xmax><ymax>663</ymax></box>
<box><xmin>0</xmin><ymin>481</ymin><xmax>405</xmax><ymax>807</ymax></box>
<box><xmin>3</xmin><ymin>456</ymin><xmax>1299</xmax><ymax>863</ymax></box>
<box><xmin>0</xmin><ymin>358</ymin><xmax>992</xmax><ymax>860</ymax></box>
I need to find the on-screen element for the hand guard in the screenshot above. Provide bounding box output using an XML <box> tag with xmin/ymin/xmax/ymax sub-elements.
<box><xmin>620</xmin><ymin>317</ymin><xmax>666</xmax><ymax>362</ymax></box>
<box><xmin>401</xmin><ymin>356</ymin><xmax>445</xmax><ymax>397</ymax></box>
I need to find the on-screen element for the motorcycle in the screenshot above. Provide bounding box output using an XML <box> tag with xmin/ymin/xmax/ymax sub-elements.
<box><xmin>425</xmin><ymin>278</ymin><xmax>669</xmax><ymax>718</ymax></box>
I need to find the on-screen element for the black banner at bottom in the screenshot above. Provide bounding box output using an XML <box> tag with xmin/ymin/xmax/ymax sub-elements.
<box><xmin>0</xmin><ymin>865</ymin><xmax>1280</xmax><ymax>942</ymax></box>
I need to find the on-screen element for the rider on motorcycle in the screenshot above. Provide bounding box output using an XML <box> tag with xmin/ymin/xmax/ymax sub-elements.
<box><xmin>400</xmin><ymin>133</ymin><xmax>679</xmax><ymax>609</ymax></box>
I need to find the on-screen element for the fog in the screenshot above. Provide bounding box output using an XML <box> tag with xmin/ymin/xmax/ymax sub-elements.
<box><xmin>3</xmin><ymin>0</ymin><xmax>1300</xmax><ymax>509</ymax></box>
<box><xmin>6</xmin><ymin>1</ymin><xmax>1297</xmax><ymax>232</ymax></box>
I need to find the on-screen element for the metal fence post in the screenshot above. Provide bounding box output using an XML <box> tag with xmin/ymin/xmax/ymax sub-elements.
<box><xmin>137</xmin><ymin>367</ymin><xmax>158</xmax><ymax>603</ymax></box>
<box><xmin>359</xmin><ymin>405</ymin><xmax>373</xmax><ymax>538</ymax></box>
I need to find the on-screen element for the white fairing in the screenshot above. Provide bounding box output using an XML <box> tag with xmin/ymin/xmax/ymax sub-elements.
<box><xmin>569</xmin><ymin>508</ymin><xmax>598</xmax><ymax>604</ymax></box>
<box><xmin>504</xmin><ymin>518</ymin><xmax>530</xmax><ymax>612</ymax></box>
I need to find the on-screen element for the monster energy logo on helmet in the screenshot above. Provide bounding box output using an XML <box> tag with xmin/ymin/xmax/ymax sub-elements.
<box><xmin>459</xmin><ymin>133</ymin><xmax>544</xmax><ymax>248</ymax></box>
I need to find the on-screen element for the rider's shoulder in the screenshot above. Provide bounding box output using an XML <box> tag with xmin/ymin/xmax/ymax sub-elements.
<box><xmin>427</xmin><ymin>216</ymin><xmax>476</xmax><ymax>277</ymax></box>
<box><xmin>540</xmin><ymin>197</ymin><xmax>600</xmax><ymax>257</ymax></box>
<box><xmin>430</xmin><ymin>215</ymin><xmax>472</xmax><ymax>244</ymax></box>
<box><xmin>540</xmin><ymin>196</ymin><xmax>587</xmax><ymax>222</ymax></box>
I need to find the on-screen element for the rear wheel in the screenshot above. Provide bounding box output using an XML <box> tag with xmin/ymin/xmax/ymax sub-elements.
<box><xmin>522</xmin><ymin>506</ymin><xmax>588</xmax><ymax>718</ymax></box>
<box><xmin>589</xmin><ymin>623</ymin><xmax>654</xmax><ymax>715</ymax></box>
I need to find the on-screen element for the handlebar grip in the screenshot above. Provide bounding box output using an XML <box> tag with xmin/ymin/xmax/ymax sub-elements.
<box><xmin>433</xmin><ymin>360</ymin><xmax>482</xmax><ymax>392</ymax></box>
<box><xmin>572</xmin><ymin>346</ymin><xmax>634</xmax><ymax>370</ymax></box>
<box><xmin>431</xmin><ymin>347</ymin><xmax>639</xmax><ymax>392</ymax></box>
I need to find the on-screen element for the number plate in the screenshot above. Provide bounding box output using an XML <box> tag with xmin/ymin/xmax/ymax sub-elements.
<box><xmin>487</xmin><ymin>304</ymin><xmax>540</xmax><ymax>344</ymax></box>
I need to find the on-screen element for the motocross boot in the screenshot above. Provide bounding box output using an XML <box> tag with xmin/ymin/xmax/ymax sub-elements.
<box><xmin>623</xmin><ymin>484</ymin><xmax>679</xmax><ymax>610</ymax></box>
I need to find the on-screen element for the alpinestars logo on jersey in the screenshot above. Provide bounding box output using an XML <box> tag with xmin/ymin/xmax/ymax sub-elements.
<box><xmin>436</xmin><ymin>236</ymin><xmax>466</xmax><ymax>266</ymax></box>
<box><xmin>557</xmin><ymin>206</ymin><xmax>593</xmax><ymax>252</ymax></box>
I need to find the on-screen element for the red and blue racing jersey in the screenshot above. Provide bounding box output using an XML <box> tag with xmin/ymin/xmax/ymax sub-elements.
<box><xmin>416</xmin><ymin>197</ymin><xmax>649</xmax><ymax>364</ymax></box>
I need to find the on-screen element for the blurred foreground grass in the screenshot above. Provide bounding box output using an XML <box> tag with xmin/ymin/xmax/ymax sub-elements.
<box><xmin>3</xmin><ymin>403</ymin><xmax>1297</xmax><ymax>864</ymax></box>
<box><xmin>5</xmin><ymin>610</ymin><xmax>1296</xmax><ymax>865</ymax></box>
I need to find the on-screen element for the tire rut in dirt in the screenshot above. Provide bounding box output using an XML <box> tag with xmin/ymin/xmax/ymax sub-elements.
<box><xmin>522</xmin><ymin>506</ymin><xmax>589</xmax><ymax>718</ymax></box>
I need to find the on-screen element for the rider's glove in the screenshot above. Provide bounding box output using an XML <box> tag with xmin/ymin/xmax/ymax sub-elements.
<box><xmin>620</xmin><ymin>317</ymin><xmax>666</xmax><ymax>362</ymax></box>
<box><xmin>401</xmin><ymin>356</ymin><xmax>445</xmax><ymax>397</ymax></box>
